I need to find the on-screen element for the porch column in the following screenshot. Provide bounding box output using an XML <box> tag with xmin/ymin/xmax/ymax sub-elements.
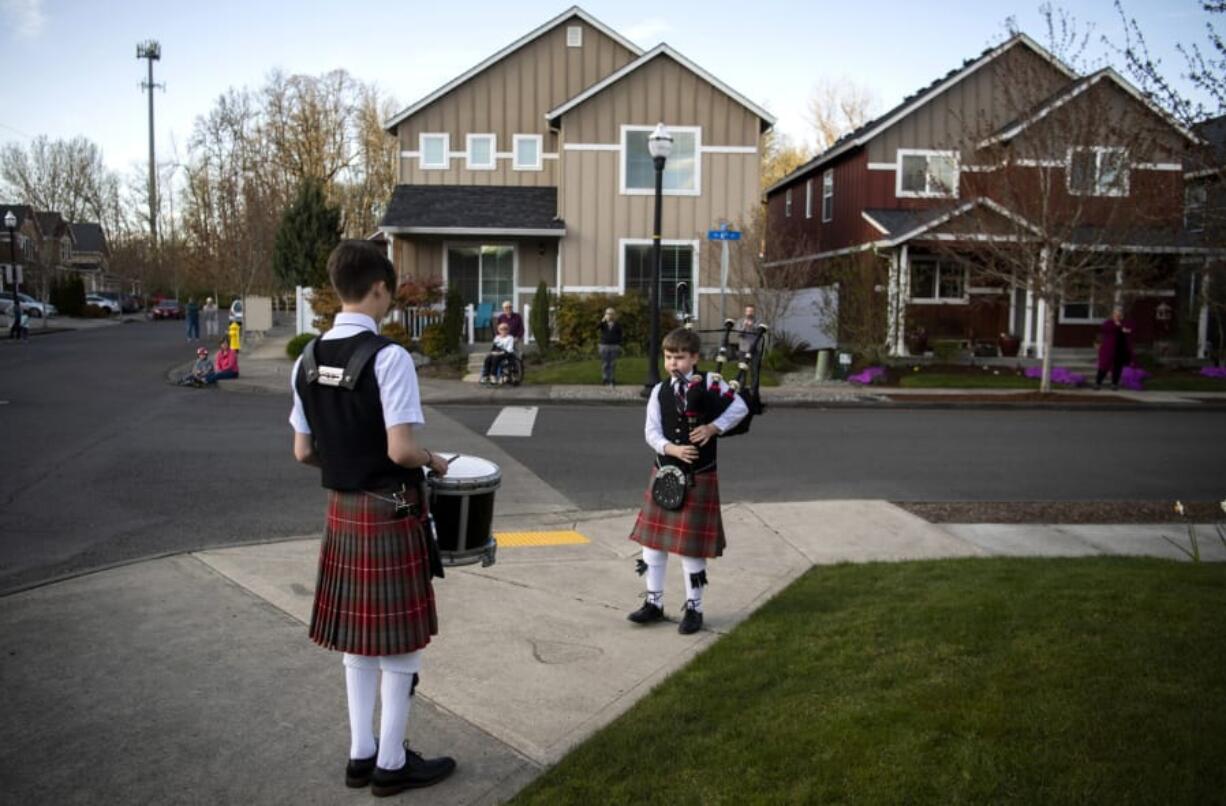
<box><xmin>385</xmin><ymin>233</ymin><xmax>395</xmax><ymax>269</ymax></box>
<box><xmin>1008</xmin><ymin>274</ymin><xmax>1018</xmax><ymax>338</ymax></box>
<box><xmin>1114</xmin><ymin>256</ymin><xmax>1124</xmax><ymax>307</ymax></box>
<box><xmin>897</xmin><ymin>244</ymin><xmax>910</xmax><ymax>356</ymax></box>
<box><xmin>1022</xmin><ymin>283</ymin><xmax>1035</xmax><ymax>356</ymax></box>
<box><xmin>1198</xmin><ymin>259</ymin><xmax>1211</xmax><ymax>359</ymax></box>
<box><xmin>886</xmin><ymin>250</ymin><xmax>900</xmax><ymax>357</ymax></box>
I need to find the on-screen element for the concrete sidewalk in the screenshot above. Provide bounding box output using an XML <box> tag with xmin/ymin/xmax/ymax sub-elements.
<box><xmin>2</xmin><ymin>497</ymin><xmax>1222</xmax><ymax>806</ymax></box>
<box><xmin>214</xmin><ymin>344</ymin><xmax>1226</xmax><ymax>409</ymax></box>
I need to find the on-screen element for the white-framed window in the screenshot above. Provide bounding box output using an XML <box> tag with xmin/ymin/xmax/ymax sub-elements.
<box><xmin>1067</xmin><ymin>147</ymin><xmax>1129</xmax><ymax>197</ymax></box>
<box><xmin>62</xmin><ymin>237</ymin><xmax>72</xmax><ymax>262</ymax></box>
<box><xmin>419</xmin><ymin>133</ymin><xmax>449</xmax><ymax>170</ymax></box>
<box><xmin>821</xmin><ymin>169</ymin><xmax>834</xmax><ymax>222</ymax></box>
<box><xmin>897</xmin><ymin>149</ymin><xmax>959</xmax><ymax>198</ymax></box>
<box><xmin>620</xmin><ymin>239</ymin><xmax>698</xmax><ymax>315</ymax></box>
<box><xmin>466</xmin><ymin>134</ymin><xmax>496</xmax><ymax>171</ymax></box>
<box><xmin>1184</xmin><ymin>182</ymin><xmax>1207</xmax><ymax>233</ymax></box>
<box><xmin>620</xmin><ymin>125</ymin><xmax>701</xmax><ymax>196</ymax></box>
<box><xmin>804</xmin><ymin>179</ymin><xmax>813</xmax><ymax>219</ymax></box>
<box><xmin>909</xmin><ymin>256</ymin><xmax>967</xmax><ymax>303</ymax></box>
<box><xmin>513</xmin><ymin>134</ymin><xmax>543</xmax><ymax>171</ymax></box>
<box><xmin>567</xmin><ymin>25</ymin><xmax>583</xmax><ymax>47</ymax></box>
<box><xmin>1059</xmin><ymin>267</ymin><xmax>1114</xmax><ymax>323</ymax></box>
<box><xmin>785</xmin><ymin>188</ymin><xmax>792</xmax><ymax>218</ymax></box>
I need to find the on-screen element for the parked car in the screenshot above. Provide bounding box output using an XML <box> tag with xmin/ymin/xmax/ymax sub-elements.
<box><xmin>96</xmin><ymin>291</ymin><xmax>141</xmax><ymax>313</ymax></box>
<box><xmin>85</xmin><ymin>294</ymin><xmax>122</xmax><ymax>314</ymax></box>
<box><xmin>150</xmin><ymin>299</ymin><xmax>184</xmax><ymax>320</ymax></box>
<box><xmin>228</xmin><ymin>298</ymin><xmax>243</xmax><ymax>324</ymax></box>
<box><xmin>0</xmin><ymin>292</ymin><xmax>56</xmax><ymax>318</ymax></box>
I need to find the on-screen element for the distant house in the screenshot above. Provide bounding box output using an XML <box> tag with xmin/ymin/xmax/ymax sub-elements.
<box><xmin>764</xmin><ymin>34</ymin><xmax>1218</xmax><ymax>359</ymax></box>
<box><xmin>0</xmin><ymin>203</ymin><xmax>42</xmax><ymax>294</ymax></box>
<box><xmin>36</xmin><ymin>212</ymin><xmax>76</xmax><ymax>275</ymax></box>
<box><xmin>1183</xmin><ymin>114</ymin><xmax>1226</xmax><ymax>360</ymax></box>
<box><xmin>68</xmin><ymin>222</ymin><xmax>112</xmax><ymax>292</ymax></box>
<box><xmin>378</xmin><ymin>5</ymin><xmax>774</xmax><ymax>331</ymax></box>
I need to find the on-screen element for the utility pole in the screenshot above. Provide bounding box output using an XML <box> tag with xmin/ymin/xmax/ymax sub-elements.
<box><xmin>137</xmin><ymin>40</ymin><xmax>169</xmax><ymax>296</ymax></box>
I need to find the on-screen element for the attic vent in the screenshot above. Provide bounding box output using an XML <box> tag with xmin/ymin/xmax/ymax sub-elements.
<box><xmin>567</xmin><ymin>26</ymin><xmax>582</xmax><ymax>48</ymax></box>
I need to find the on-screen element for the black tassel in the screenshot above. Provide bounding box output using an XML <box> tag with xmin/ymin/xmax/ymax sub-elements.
<box><xmin>634</xmin><ymin>559</ymin><xmax>648</xmax><ymax>576</ymax></box>
<box><xmin>409</xmin><ymin>672</ymin><xmax>420</xmax><ymax>697</ymax></box>
<box><xmin>689</xmin><ymin>570</ymin><xmax>709</xmax><ymax>589</ymax></box>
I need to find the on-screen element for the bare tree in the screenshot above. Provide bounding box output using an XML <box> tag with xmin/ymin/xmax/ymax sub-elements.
<box><xmin>807</xmin><ymin>76</ymin><xmax>879</xmax><ymax>152</ymax></box>
<box><xmin>0</xmin><ymin>135</ymin><xmax>119</xmax><ymax>223</ymax></box>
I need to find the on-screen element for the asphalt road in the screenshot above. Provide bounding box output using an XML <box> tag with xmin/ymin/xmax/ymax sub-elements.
<box><xmin>2</xmin><ymin>321</ymin><xmax>1224</xmax><ymax>593</ymax></box>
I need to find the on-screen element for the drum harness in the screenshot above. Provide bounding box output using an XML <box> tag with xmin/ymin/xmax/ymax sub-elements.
<box><xmin>300</xmin><ymin>334</ymin><xmax>445</xmax><ymax>578</ymax></box>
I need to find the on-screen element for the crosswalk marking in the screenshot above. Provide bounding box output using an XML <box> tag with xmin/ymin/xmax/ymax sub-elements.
<box><xmin>486</xmin><ymin>406</ymin><xmax>538</xmax><ymax>437</ymax></box>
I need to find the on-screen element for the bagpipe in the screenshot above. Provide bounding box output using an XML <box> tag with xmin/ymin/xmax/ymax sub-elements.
<box><xmin>675</xmin><ymin>283</ymin><xmax>768</xmax><ymax>437</ymax></box>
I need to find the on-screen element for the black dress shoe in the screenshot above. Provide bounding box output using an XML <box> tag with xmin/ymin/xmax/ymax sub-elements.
<box><xmin>371</xmin><ymin>748</ymin><xmax>457</xmax><ymax>797</ymax></box>
<box><xmin>627</xmin><ymin>600</ymin><xmax>665</xmax><ymax>624</ymax></box>
<box><xmin>678</xmin><ymin>604</ymin><xmax>703</xmax><ymax>635</ymax></box>
<box><xmin>345</xmin><ymin>752</ymin><xmax>377</xmax><ymax>788</ymax></box>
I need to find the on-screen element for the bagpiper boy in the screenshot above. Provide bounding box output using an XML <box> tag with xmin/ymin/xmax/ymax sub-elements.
<box><xmin>289</xmin><ymin>240</ymin><xmax>456</xmax><ymax>797</ymax></box>
<box><xmin>627</xmin><ymin>327</ymin><xmax>748</xmax><ymax>634</ymax></box>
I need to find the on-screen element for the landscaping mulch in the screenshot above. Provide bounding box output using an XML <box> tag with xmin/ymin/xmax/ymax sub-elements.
<box><xmin>895</xmin><ymin>499</ymin><xmax>1225</xmax><ymax>524</ymax></box>
<box><xmin>887</xmin><ymin>391</ymin><xmax>1134</xmax><ymax>404</ymax></box>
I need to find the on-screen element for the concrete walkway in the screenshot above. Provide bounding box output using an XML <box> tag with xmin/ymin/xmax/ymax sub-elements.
<box><xmin>2</xmin><ymin>495</ymin><xmax>1221</xmax><ymax>805</ymax></box>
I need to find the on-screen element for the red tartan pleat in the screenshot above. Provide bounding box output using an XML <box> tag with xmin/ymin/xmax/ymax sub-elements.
<box><xmin>308</xmin><ymin>490</ymin><xmax>438</xmax><ymax>655</ymax></box>
<box><xmin>628</xmin><ymin>468</ymin><xmax>726</xmax><ymax>558</ymax></box>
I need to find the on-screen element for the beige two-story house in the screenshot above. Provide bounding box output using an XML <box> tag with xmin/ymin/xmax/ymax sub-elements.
<box><xmin>379</xmin><ymin>6</ymin><xmax>774</xmax><ymax>328</ymax></box>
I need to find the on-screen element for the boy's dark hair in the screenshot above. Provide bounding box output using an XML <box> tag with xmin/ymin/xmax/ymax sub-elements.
<box><xmin>327</xmin><ymin>239</ymin><xmax>397</xmax><ymax>303</ymax></box>
<box><xmin>662</xmin><ymin>327</ymin><xmax>702</xmax><ymax>355</ymax></box>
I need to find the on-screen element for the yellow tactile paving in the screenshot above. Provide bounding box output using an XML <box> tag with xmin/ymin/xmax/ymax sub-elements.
<box><xmin>493</xmin><ymin>530</ymin><xmax>591</xmax><ymax>548</ymax></box>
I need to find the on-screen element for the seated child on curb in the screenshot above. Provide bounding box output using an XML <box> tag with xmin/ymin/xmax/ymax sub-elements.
<box><xmin>179</xmin><ymin>346</ymin><xmax>213</xmax><ymax>387</ymax></box>
<box><xmin>480</xmin><ymin>321</ymin><xmax>516</xmax><ymax>384</ymax></box>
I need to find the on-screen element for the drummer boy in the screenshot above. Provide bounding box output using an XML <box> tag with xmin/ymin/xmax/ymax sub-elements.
<box><xmin>626</xmin><ymin>327</ymin><xmax>747</xmax><ymax>634</ymax></box>
<box><xmin>289</xmin><ymin>239</ymin><xmax>456</xmax><ymax>796</ymax></box>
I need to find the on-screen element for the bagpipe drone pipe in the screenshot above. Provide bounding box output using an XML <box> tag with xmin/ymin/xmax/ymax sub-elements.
<box><xmin>675</xmin><ymin>286</ymin><xmax>767</xmax><ymax>437</ymax></box>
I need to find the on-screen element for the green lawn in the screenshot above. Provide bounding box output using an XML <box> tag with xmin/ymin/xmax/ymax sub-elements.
<box><xmin>527</xmin><ymin>355</ymin><xmax>779</xmax><ymax>387</ymax></box>
<box><xmin>513</xmin><ymin>557</ymin><xmax>1226</xmax><ymax>805</ymax></box>
<box><xmin>1144</xmin><ymin>375</ymin><xmax>1226</xmax><ymax>392</ymax></box>
<box><xmin>899</xmin><ymin>372</ymin><xmax>1039</xmax><ymax>389</ymax></box>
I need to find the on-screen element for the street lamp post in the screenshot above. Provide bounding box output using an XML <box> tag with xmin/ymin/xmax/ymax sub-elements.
<box><xmin>5</xmin><ymin>211</ymin><xmax>20</xmax><ymax>340</ymax></box>
<box><xmin>643</xmin><ymin>122</ymin><xmax>673</xmax><ymax>396</ymax></box>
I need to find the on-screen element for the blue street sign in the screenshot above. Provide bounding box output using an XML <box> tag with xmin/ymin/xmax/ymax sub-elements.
<box><xmin>707</xmin><ymin>229</ymin><xmax>741</xmax><ymax>241</ymax></box>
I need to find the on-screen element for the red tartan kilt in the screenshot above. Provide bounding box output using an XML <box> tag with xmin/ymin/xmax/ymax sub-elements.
<box><xmin>629</xmin><ymin>468</ymin><xmax>726</xmax><ymax>558</ymax></box>
<box><xmin>308</xmin><ymin>490</ymin><xmax>438</xmax><ymax>656</ymax></box>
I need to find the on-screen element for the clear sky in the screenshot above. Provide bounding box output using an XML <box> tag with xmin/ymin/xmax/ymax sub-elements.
<box><xmin>0</xmin><ymin>0</ymin><xmax>1211</xmax><ymax>180</ymax></box>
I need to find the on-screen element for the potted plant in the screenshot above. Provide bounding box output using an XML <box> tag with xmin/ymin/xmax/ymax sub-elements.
<box><xmin>905</xmin><ymin>326</ymin><xmax>929</xmax><ymax>356</ymax></box>
<box><xmin>998</xmin><ymin>332</ymin><xmax>1021</xmax><ymax>357</ymax></box>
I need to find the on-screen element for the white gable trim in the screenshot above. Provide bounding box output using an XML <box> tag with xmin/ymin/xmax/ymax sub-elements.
<box><xmin>383</xmin><ymin>6</ymin><xmax>643</xmax><ymax>132</ymax></box>
<box><xmin>545</xmin><ymin>43</ymin><xmax>776</xmax><ymax>127</ymax></box>
<box><xmin>980</xmin><ymin>67</ymin><xmax>1203</xmax><ymax>147</ymax></box>
<box><xmin>763</xmin><ymin>33</ymin><xmax>1076</xmax><ymax>195</ymax></box>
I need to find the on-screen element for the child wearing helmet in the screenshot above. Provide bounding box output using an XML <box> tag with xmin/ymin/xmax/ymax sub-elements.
<box><xmin>179</xmin><ymin>346</ymin><xmax>214</xmax><ymax>387</ymax></box>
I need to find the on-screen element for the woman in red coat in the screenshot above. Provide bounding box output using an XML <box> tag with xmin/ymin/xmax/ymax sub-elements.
<box><xmin>1096</xmin><ymin>306</ymin><xmax>1133</xmax><ymax>391</ymax></box>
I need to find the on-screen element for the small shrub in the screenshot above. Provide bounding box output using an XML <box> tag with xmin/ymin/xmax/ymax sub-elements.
<box><xmin>531</xmin><ymin>280</ymin><xmax>552</xmax><ymax>356</ymax></box>
<box><xmin>286</xmin><ymin>332</ymin><xmax>315</xmax><ymax>359</ymax></box>
<box><xmin>419</xmin><ymin>323</ymin><xmax>449</xmax><ymax>359</ymax></box>
<box><xmin>379</xmin><ymin>322</ymin><xmax>414</xmax><ymax>351</ymax></box>
<box><xmin>310</xmin><ymin>286</ymin><xmax>341</xmax><ymax>333</ymax></box>
<box><xmin>81</xmin><ymin>304</ymin><xmax>111</xmax><ymax>319</ymax></box>
<box><xmin>933</xmin><ymin>341</ymin><xmax>964</xmax><ymax>362</ymax></box>
<box><xmin>554</xmin><ymin>291</ymin><xmax>672</xmax><ymax>357</ymax></box>
<box><xmin>441</xmin><ymin>287</ymin><xmax>464</xmax><ymax>356</ymax></box>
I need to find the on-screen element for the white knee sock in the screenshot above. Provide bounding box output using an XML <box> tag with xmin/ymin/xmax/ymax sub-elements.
<box><xmin>376</xmin><ymin>652</ymin><xmax>423</xmax><ymax>771</ymax></box>
<box><xmin>342</xmin><ymin>653</ymin><xmax>378</xmax><ymax>760</ymax></box>
<box><xmin>642</xmin><ymin>547</ymin><xmax>668</xmax><ymax>607</ymax></box>
<box><xmin>681</xmin><ymin>556</ymin><xmax>708</xmax><ymax>612</ymax></box>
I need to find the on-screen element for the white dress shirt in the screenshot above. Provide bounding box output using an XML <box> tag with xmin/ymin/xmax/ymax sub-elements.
<box><xmin>288</xmin><ymin>312</ymin><xmax>424</xmax><ymax>435</ymax></box>
<box><xmin>644</xmin><ymin>371</ymin><xmax>749</xmax><ymax>456</ymax></box>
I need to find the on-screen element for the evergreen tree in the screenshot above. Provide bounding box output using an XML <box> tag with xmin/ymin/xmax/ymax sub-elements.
<box><xmin>272</xmin><ymin>177</ymin><xmax>341</xmax><ymax>289</ymax></box>
<box><xmin>441</xmin><ymin>286</ymin><xmax>465</xmax><ymax>356</ymax></box>
<box><xmin>531</xmin><ymin>280</ymin><xmax>551</xmax><ymax>356</ymax></box>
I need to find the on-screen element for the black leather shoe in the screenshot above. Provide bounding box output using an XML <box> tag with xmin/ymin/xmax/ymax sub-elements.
<box><xmin>371</xmin><ymin>748</ymin><xmax>457</xmax><ymax>797</ymax></box>
<box><xmin>345</xmin><ymin>752</ymin><xmax>377</xmax><ymax>788</ymax></box>
<box><xmin>627</xmin><ymin>600</ymin><xmax>665</xmax><ymax>624</ymax></box>
<box><xmin>678</xmin><ymin>604</ymin><xmax>704</xmax><ymax>635</ymax></box>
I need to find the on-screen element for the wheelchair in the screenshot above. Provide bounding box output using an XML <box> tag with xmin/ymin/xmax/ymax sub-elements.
<box><xmin>482</xmin><ymin>350</ymin><xmax>523</xmax><ymax>387</ymax></box>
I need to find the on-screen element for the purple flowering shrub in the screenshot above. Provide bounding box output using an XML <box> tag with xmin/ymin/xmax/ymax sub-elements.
<box><xmin>1023</xmin><ymin>366</ymin><xmax>1085</xmax><ymax>386</ymax></box>
<box><xmin>848</xmin><ymin>366</ymin><xmax>888</xmax><ymax>385</ymax></box>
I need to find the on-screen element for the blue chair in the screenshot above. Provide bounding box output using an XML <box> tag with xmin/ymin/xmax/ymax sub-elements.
<box><xmin>473</xmin><ymin>302</ymin><xmax>494</xmax><ymax>338</ymax></box>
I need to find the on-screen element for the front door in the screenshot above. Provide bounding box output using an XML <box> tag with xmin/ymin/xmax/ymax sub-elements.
<box><xmin>446</xmin><ymin>245</ymin><xmax>515</xmax><ymax>309</ymax></box>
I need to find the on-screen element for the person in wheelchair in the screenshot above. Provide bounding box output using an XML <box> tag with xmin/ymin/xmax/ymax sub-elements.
<box><xmin>480</xmin><ymin>321</ymin><xmax>519</xmax><ymax>385</ymax></box>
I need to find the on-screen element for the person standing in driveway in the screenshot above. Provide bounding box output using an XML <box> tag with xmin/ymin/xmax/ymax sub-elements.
<box><xmin>203</xmin><ymin>297</ymin><xmax>220</xmax><ymax>337</ymax></box>
<box><xmin>1095</xmin><ymin>306</ymin><xmax>1133</xmax><ymax>391</ymax></box>
<box><xmin>597</xmin><ymin>307</ymin><xmax>623</xmax><ymax>388</ymax></box>
<box><xmin>185</xmin><ymin>297</ymin><xmax>200</xmax><ymax>341</ymax></box>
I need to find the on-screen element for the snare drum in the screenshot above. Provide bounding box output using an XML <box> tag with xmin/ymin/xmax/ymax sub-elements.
<box><xmin>428</xmin><ymin>454</ymin><xmax>500</xmax><ymax>567</ymax></box>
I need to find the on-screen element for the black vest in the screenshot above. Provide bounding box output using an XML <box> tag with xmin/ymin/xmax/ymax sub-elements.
<box><xmin>658</xmin><ymin>372</ymin><xmax>733</xmax><ymax>475</ymax></box>
<box><xmin>296</xmin><ymin>332</ymin><xmax>424</xmax><ymax>492</ymax></box>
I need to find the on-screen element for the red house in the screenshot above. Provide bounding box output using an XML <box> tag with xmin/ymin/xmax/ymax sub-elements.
<box><xmin>764</xmin><ymin>34</ymin><xmax>1218</xmax><ymax>359</ymax></box>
